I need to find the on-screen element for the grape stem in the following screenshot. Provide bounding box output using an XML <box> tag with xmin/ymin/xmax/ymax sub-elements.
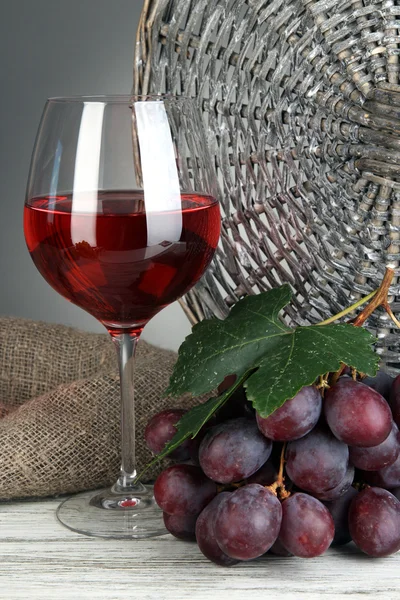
<box><xmin>318</xmin><ymin>267</ymin><xmax>397</xmax><ymax>329</ymax></box>
<box><xmin>329</xmin><ymin>267</ymin><xmax>396</xmax><ymax>385</ymax></box>
<box><xmin>277</xmin><ymin>443</ymin><xmax>286</xmax><ymax>488</ymax></box>
<box><xmin>316</xmin><ymin>374</ymin><xmax>330</xmax><ymax>396</ymax></box>
<box><xmin>267</xmin><ymin>443</ymin><xmax>290</xmax><ymax>500</ymax></box>
<box><xmin>383</xmin><ymin>302</ymin><xmax>400</xmax><ymax>329</ymax></box>
<box><xmin>351</xmin><ymin>268</ymin><xmax>395</xmax><ymax>327</ymax></box>
<box><xmin>317</xmin><ymin>290</ymin><xmax>377</xmax><ymax>326</ymax></box>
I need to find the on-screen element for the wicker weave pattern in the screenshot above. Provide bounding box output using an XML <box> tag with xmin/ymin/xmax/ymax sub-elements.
<box><xmin>135</xmin><ymin>0</ymin><xmax>400</xmax><ymax>372</ymax></box>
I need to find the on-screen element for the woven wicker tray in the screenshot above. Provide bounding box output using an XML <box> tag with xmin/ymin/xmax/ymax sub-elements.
<box><xmin>134</xmin><ymin>0</ymin><xmax>400</xmax><ymax>372</ymax></box>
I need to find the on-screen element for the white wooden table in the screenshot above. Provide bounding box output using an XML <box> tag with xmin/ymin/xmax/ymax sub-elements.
<box><xmin>0</xmin><ymin>498</ymin><xmax>399</xmax><ymax>600</ymax></box>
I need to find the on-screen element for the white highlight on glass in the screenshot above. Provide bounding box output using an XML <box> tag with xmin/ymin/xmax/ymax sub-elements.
<box><xmin>71</xmin><ymin>102</ymin><xmax>106</xmax><ymax>246</ymax></box>
<box><xmin>135</xmin><ymin>101</ymin><xmax>182</xmax><ymax>246</ymax></box>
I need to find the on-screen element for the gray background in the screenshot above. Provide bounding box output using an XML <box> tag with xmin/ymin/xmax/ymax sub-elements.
<box><xmin>0</xmin><ymin>0</ymin><xmax>191</xmax><ymax>350</ymax></box>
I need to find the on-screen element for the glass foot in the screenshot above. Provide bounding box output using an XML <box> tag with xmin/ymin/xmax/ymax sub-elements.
<box><xmin>56</xmin><ymin>483</ymin><xmax>167</xmax><ymax>539</ymax></box>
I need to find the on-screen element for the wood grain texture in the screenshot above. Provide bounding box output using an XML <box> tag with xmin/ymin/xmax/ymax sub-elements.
<box><xmin>0</xmin><ymin>498</ymin><xmax>399</xmax><ymax>600</ymax></box>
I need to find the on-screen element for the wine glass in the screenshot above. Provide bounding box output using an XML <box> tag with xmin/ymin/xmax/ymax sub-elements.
<box><xmin>24</xmin><ymin>95</ymin><xmax>220</xmax><ymax>538</ymax></box>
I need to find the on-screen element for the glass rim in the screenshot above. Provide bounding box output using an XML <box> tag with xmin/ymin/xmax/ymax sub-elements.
<box><xmin>46</xmin><ymin>93</ymin><xmax>194</xmax><ymax>104</ymax></box>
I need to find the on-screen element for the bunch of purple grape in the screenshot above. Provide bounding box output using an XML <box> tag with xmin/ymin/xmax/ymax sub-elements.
<box><xmin>145</xmin><ymin>371</ymin><xmax>400</xmax><ymax>565</ymax></box>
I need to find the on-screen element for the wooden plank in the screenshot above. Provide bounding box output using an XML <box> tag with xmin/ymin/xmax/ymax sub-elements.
<box><xmin>0</xmin><ymin>499</ymin><xmax>399</xmax><ymax>600</ymax></box>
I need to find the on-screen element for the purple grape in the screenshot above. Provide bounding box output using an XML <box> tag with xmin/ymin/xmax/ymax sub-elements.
<box><xmin>145</xmin><ymin>409</ymin><xmax>192</xmax><ymax>461</ymax></box>
<box><xmin>217</xmin><ymin>374</ymin><xmax>237</xmax><ymax>394</ymax></box>
<box><xmin>348</xmin><ymin>487</ymin><xmax>400</xmax><ymax>557</ymax></box>
<box><xmin>268</xmin><ymin>538</ymin><xmax>293</xmax><ymax>557</ymax></box>
<box><xmin>214</xmin><ymin>484</ymin><xmax>282</xmax><ymax>560</ymax></box>
<box><xmin>286</xmin><ymin>425</ymin><xmax>349</xmax><ymax>494</ymax></box>
<box><xmin>362</xmin><ymin>371</ymin><xmax>394</xmax><ymax>401</ymax></box>
<box><xmin>154</xmin><ymin>465</ymin><xmax>217</xmax><ymax>516</ymax></box>
<box><xmin>246</xmin><ymin>458</ymin><xmax>277</xmax><ymax>486</ymax></box>
<box><xmin>389</xmin><ymin>375</ymin><xmax>400</xmax><ymax>428</ymax></box>
<box><xmin>199</xmin><ymin>418</ymin><xmax>272</xmax><ymax>484</ymax></box>
<box><xmin>349</xmin><ymin>421</ymin><xmax>400</xmax><ymax>471</ymax></box>
<box><xmin>325</xmin><ymin>379</ymin><xmax>392</xmax><ymax>447</ymax></box>
<box><xmin>278</xmin><ymin>493</ymin><xmax>334</xmax><ymax>558</ymax></box>
<box><xmin>256</xmin><ymin>386</ymin><xmax>322</xmax><ymax>442</ymax></box>
<box><xmin>195</xmin><ymin>493</ymin><xmax>239</xmax><ymax>566</ymax></box>
<box><xmin>312</xmin><ymin>464</ymin><xmax>355</xmax><ymax>501</ymax></box>
<box><xmin>323</xmin><ymin>486</ymin><xmax>358</xmax><ymax>546</ymax></box>
<box><xmin>360</xmin><ymin>452</ymin><xmax>400</xmax><ymax>489</ymax></box>
<box><xmin>163</xmin><ymin>513</ymin><xmax>197</xmax><ymax>541</ymax></box>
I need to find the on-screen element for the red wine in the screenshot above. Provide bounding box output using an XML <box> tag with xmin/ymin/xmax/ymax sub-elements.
<box><xmin>24</xmin><ymin>191</ymin><xmax>220</xmax><ymax>330</ymax></box>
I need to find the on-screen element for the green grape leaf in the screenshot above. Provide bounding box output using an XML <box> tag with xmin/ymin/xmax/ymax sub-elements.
<box><xmin>136</xmin><ymin>286</ymin><xmax>379</xmax><ymax>480</ymax></box>
<box><xmin>244</xmin><ymin>323</ymin><xmax>379</xmax><ymax>417</ymax></box>
<box><xmin>166</xmin><ymin>285</ymin><xmax>293</xmax><ymax>397</ymax></box>
<box><xmin>136</xmin><ymin>373</ymin><xmax>249</xmax><ymax>480</ymax></box>
<box><xmin>166</xmin><ymin>285</ymin><xmax>378</xmax><ymax>419</ymax></box>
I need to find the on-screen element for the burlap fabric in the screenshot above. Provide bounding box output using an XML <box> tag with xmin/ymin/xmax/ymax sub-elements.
<box><xmin>0</xmin><ymin>317</ymin><xmax>198</xmax><ymax>500</ymax></box>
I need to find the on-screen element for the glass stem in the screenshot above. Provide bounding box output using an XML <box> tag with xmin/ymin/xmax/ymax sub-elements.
<box><xmin>110</xmin><ymin>331</ymin><xmax>144</xmax><ymax>494</ymax></box>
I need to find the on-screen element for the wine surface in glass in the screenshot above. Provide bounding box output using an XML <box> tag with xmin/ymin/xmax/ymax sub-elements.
<box><xmin>24</xmin><ymin>191</ymin><xmax>220</xmax><ymax>328</ymax></box>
